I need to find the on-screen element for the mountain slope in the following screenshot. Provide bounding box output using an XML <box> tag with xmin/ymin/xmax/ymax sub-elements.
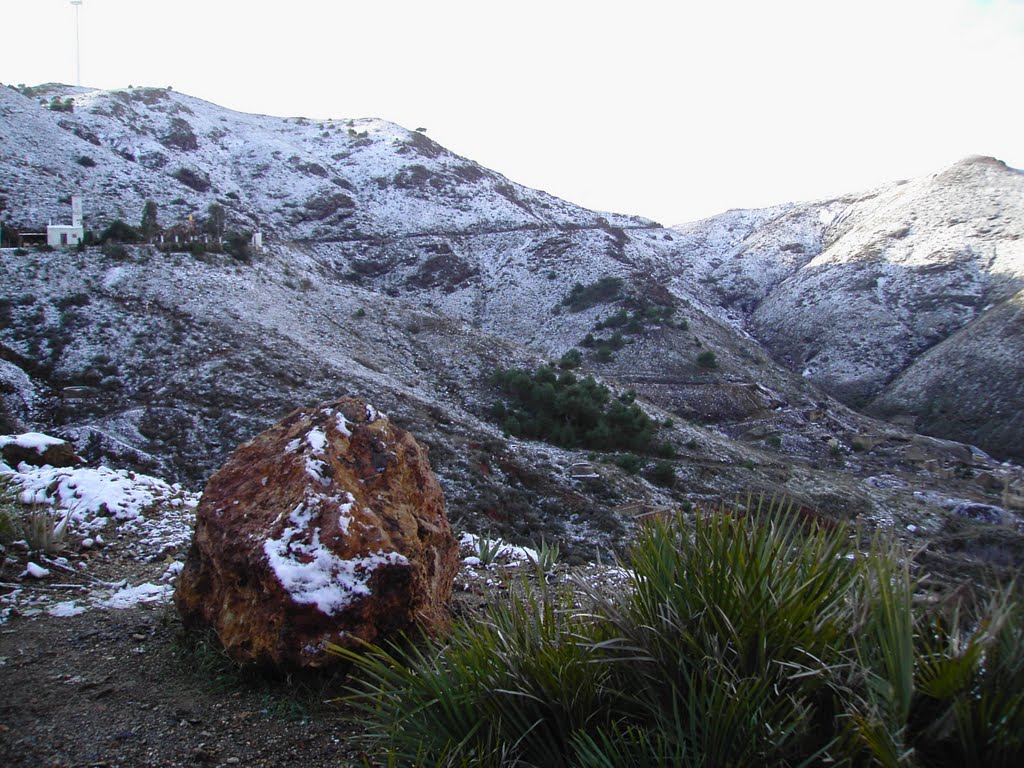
<box><xmin>0</xmin><ymin>84</ymin><xmax>648</xmax><ymax>240</ymax></box>
<box><xmin>1</xmin><ymin>83</ymin><xmax>1022</xmax><ymax>562</ymax></box>
<box><xmin>871</xmin><ymin>287</ymin><xmax>1024</xmax><ymax>459</ymax></box>
<box><xmin>667</xmin><ymin>156</ymin><xmax>1024</xmax><ymax>460</ymax></box>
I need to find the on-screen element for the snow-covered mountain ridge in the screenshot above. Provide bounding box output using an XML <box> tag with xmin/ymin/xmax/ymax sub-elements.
<box><xmin>0</xmin><ymin>83</ymin><xmax>650</xmax><ymax>240</ymax></box>
<box><xmin>1</xmin><ymin>83</ymin><xmax>1022</xmax><ymax>560</ymax></box>
<box><xmin>670</xmin><ymin>156</ymin><xmax>1024</xmax><ymax>460</ymax></box>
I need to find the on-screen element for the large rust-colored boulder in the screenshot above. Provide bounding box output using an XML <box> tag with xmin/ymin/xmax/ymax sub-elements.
<box><xmin>174</xmin><ymin>397</ymin><xmax>459</xmax><ymax>669</ymax></box>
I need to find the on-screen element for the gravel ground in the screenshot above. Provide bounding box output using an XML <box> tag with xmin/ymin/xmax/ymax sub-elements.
<box><xmin>0</xmin><ymin>602</ymin><xmax>373</xmax><ymax>768</ymax></box>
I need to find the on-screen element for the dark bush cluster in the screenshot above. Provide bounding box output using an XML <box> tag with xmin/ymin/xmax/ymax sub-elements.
<box><xmin>593</xmin><ymin>301</ymin><xmax>674</xmax><ymax>334</ymax></box>
<box><xmin>558</xmin><ymin>349</ymin><xmax>582</xmax><ymax>369</ymax></box>
<box><xmin>491</xmin><ymin>365</ymin><xmax>665</xmax><ymax>454</ymax></box>
<box><xmin>172</xmin><ymin>167</ymin><xmax>211</xmax><ymax>192</ymax></box>
<box><xmin>561</xmin><ymin>276</ymin><xmax>624</xmax><ymax>312</ymax></box>
<box><xmin>696</xmin><ymin>349</ymin><xmax>718</xmax><ymax>370</ymax></box>
<box><xmin>159</xmin><ymin>117</ymin><xmax>199</xmax><ymax>151</ymax></box>
<box><xmin>99</xmin><ymin>219</ymin><xmax>142</xmax><ymax>244</ymax></box>
<box><xmin>48</xmin><ymin>96</ymin><xmax>74</xmax><ymax>113</ymax></box>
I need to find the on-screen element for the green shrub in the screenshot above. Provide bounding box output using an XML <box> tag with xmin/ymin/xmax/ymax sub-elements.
<box><xmin>558</xmin><ymin>349</ymin><xmax>582</xmax><ymax>370</ymax></box>
<box><xmin>101</xmin><ymin>243</ymin><xmax>130</xmax><ymax>261</ymax></box>
<box><xmin>532</xmin><ymin>538</ymin><xmax>560</xmax><ymax>573</ymax></box>
<box><xmin>646</xmin><ymin>460</ymin><xmax>676</xmax><ymax>487</ymax></box>
<box><xmin>594</xmin><ymin>308</ymin><xmax>628</xmax><ymax>331</ymax></box>
<box><xmin>337</xmin><ymin>503</ymin><xmax>1024</xmax><ymax>766</ymax></box>
<box><xmin>653</xmin><ymin>441</ymin><xmax>676</xmax><ymax>459</ymax></box>
<box><xmin>76</xmin><ymin>155</ymin><xmax>96</xmax><ymax>168</ymax></box>
<box><xmin>470</xmin><ymin>533</ymin><xmax>504</xmax><ymax>565</ymax></box>
<box><xmin>593</xmin><ymin>303</ymin><xmax>675</xmax><ymax>336</ymax></box>
<box><xmin>172</xmin><ymin>167</ymin><xmax>211</xmax><ymax>192</ymax></box>
<box><xmin>561</xmin><ymin>276</ymin><xmax>624</xmax><ymax>312</ymax></box>
<box><xmin>223</xmin><ymin>231</ymin><xmax>252</xmax><ymax>262</ymax></box>
<box><xmin>491</xmin><ymin>365</ymin><xmax>656</xmax><ymax>453</ymax></box>
<box><xmin>48</xmin><ymin>96</ymin><xmax>74</xmax><ymax>112</ymax></box>
<box><xmin>99</xmin><ymin>219</ymin><xmax>141</xmax><ymax>244</ymax></box>
<box><xmin>140</xmin><ymin>200</ymin><xmax>160</xmax><ymax>240</ymax></box>
<box><xmin>696</xmin><ymin>349</ymin><xmax>718</xmax><ymax>370</ymax></box>
<box><xmin>612</xmin><ymin>453</ymin><xmax>645</xmax><ymax>474</ymax></box>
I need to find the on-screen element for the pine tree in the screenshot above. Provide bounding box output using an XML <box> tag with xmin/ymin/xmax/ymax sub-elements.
<box><xmin>205</xmin><ymin>203</ymin><xmax>225</xmax><ymax>243</ymax></box>
<box><xmin>140</xmin><ymin>200</ymin><xmax>159</xmax><ymax>241</ymax></box>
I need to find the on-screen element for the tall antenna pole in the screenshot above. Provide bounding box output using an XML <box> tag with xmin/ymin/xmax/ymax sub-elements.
<box><xmin>71</xmin><ymin>1</ymin><xmax>83</xmax><ymax>87</ymax></box>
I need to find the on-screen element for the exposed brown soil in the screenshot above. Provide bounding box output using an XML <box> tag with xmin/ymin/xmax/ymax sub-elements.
<box><xmin>0</xmin><ymin>602</ymin><xmax>374</xmax><ymax>768</ymax></box>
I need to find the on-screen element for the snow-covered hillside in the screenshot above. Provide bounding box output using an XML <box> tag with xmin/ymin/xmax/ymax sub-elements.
<box><xmin>661</xmin><ymin>156</ymin><xmax>1024</xmax><ymax>460</ymax></box>
<box><xmin>1</xmin><ymin>82</ymin><xmax>1022</xmax><ymax>554</ymax></box>
<box><xmin>0</xmin><ymin>84</ymin><xmax>648</xmax><ymax>240</ymax></box>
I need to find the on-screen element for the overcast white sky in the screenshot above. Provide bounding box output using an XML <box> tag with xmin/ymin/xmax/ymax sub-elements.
<box><xmin>2</xmin><ymin>0</ymin><xmax>1022</xmax><ymax>224</ymax></box>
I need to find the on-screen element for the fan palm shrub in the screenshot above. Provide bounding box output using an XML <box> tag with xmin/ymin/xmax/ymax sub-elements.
<box><xmin>848</xmin><ymin>551</ymin><xmax>1024</xmax><ymax>767</ymax></box>
<box><xmin>334</xmin><ymin>499</ymin><xmax>1024</xmax><ymax>767</ymax></box>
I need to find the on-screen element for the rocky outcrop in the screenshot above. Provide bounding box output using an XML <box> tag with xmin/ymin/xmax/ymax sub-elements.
<box><xmin>869</xmin><ymin>288</ymin><xmax>1024</xmax><ymax>462</ymax></box>
<box><xmin>0</xmin><ymin>433</ymin><xmax>83</xmax><ymax>469</ymax></box>
<box><xmin>174</xmin><ymin>397</ymin><xmax>459</xmax><ymax>670</ymax></box>
<box><xmin>748</xmin><ymin>156</ymin><xmax>1024</xmax><ymax>413</ymax></box>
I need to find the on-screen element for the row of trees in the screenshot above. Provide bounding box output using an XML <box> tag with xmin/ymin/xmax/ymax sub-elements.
<box><xmin>101</xmin><ymin>201</ymin><xmax>251</xmax><ymax>261</ymax></box>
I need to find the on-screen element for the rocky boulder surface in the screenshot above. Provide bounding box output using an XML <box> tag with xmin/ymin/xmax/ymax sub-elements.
<box><xmin>174</xmin><ymin>397</ymin><xmax>458</xmax><ymax>669</ymax></box>
<box><xmin>0</xmin><ymin>432</ymin><xmax>82</xmax><ymax>468</ymax></box>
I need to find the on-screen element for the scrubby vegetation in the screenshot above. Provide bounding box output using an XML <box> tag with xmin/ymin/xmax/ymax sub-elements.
<box><xmin>336</xmin><ymin>504</ymin><xmax>1024</xmax><ymax>767</ymax></box>
<box><xmin>490</xmin><ymin>365</ymin><xmax>667</xmax><ymax>455</ymax></box>
<box><xmin>558</xmin><ymin>349</ymin><xmax>582</xmax><ymax>370</ymax></box>
<box><xmin>0</xmin><ymin>479</ymin><xmax>70</xmax><ymax>554</ymax></box>
<box><xmin>561</xmin><ymin>277</ymin><xmax>624</xmax><ymax>312</ymax></box>
<box><xmin>172</xmin><ymin>167</ymin><xmax>212</xmax><ymax>193</ymax></box>
<box><xmin>593</xmin><ymin>301</ymin><xmax>674</xmax><ymax>333</ymax></box>
<box><xmin>573</xmin><ymin>292</ymin><xmax>679</xmax><ymax>362</ymax></box>
<box><xmin>99</xmin><ymin>219</ymin><xmax>142</xmax><ymax>244</ymax></box>
<box><xmin>48</xmin><ymin>96</ymin><xmax>74</xmax><ymax>113</ymax></box>
<box><xmin>696</xmin><ymin>349</ymin><xmax>718</xmax><ymax>370</ymax></box>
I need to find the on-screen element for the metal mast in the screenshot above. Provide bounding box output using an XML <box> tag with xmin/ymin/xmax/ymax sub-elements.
<box><xmin>71</xmin><ymin>1</ymin><xmax>83</xmax><ymax>87</ymax></box>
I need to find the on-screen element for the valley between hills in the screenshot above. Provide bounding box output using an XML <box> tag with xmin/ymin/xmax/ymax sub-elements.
<box><xmin>2</xmin><ymin>81</ymin><xmax>1024</xmax><ymax>767</ymax></box>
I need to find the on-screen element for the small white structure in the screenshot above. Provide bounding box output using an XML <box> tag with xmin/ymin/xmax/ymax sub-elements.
<box><xmin>251</xmin><ymin>231</ymin><xmax>263</xmax><ymax>250</ymax></box>
<box><xmin>47</xmin><ymin>195</ymin><xmax>85</xmax><ymax>248</ymax></box>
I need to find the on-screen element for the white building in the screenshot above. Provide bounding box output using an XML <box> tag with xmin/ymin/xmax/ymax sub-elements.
<box><xmin>47</xmin><ymin>195</ymin><xmax>85</xmax><ymax>248</ymax></box>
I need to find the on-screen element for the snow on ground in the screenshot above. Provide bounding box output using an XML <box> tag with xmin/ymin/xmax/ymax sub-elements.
<box><xmin>455</xmin><ymin>532</ymin><xmax>634</xmax><ymax>601</ymax></box>
<box><xmin>1</xmin><ymin>430</ymin><xmax>637</xmax><ymax>626</ymax></box>
<box><xmin>1</xmin><ymin>440</ymin><xmax>200</xmax><ymax>623</ymax></box>
<box><xmin>0</xmin><ymin>432</ymin><xmax>66</xmax><ymax>454</ymax></box>
<box><xmin>459</xmin><ymin>531</ymin><xmax>540</xmax><ymax>566</ymax></box>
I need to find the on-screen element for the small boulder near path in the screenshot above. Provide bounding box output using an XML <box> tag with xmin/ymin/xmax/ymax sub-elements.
<box><xmin>174</xmin><ymin>396</ymin><xmax>459</xmax><ymax>669</ymax></box>
<box><xmin>0</xmin><ymin>432</ymin><xmax>83</xmax><ymax>469</ymax></box>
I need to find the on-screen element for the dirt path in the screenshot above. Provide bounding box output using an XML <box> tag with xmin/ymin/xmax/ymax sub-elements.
<box><xmin>0</xmin><ymin>604</ymin><xmax>363</xmax><ymax>768</ymax></box>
